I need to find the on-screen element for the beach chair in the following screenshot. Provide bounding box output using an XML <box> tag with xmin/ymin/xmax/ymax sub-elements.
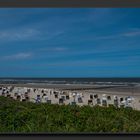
<box><xmin>37</xmin><ymin>95</ymin><xmax>40</xmax><ymax>98</ymax></box>
<box><xmin>27</xmin><ymin>89</ymin><xmax>31</xmax><ymax>93</ymax></box>
<box><xmin>2</xmin><ymin>92</ymin><xmax>5</xmax><ymax>96</ymax></box>
<box><xmin>14</xmin><ymin>93</ymin><xmax>18</xmax><ymax>97</ymax></box>
<box><xmin>6</xmin><ymin>94</ymin><xmax>11</xmax><ymax>98</ymax></box>
<box><xmin>114</xmin><ymin>99</ymin><xmax>119</xmax><ymax>107</ymax></box>
<box><xmin>25</xmin><ymin>92</ymin><xmax>29</xmax><ymax>96</ymax></box>
<box><xmin>42</xmin><ymin>93</ymin><xmax>46</xmax><ymax>98</ymax></box>
<box><xmin>97</xmin><ymin>98</ymin><xmax>101</xmax><ymax>105</ymax></box>
<box><xmin>61</xmin><ymin>95</ymin><xmax>66</xmax><ymax>101</ymax></box>
<box><xmin>125</xmin><ymin>101</ymin><xmax>133</xmax><ymax>109</ymax></box>
<box><xmin>102</xmin><ymin>99</ymin><xmax>107</xmax><ymax>107</ymax></box>
<box><xmin>50</xmin><ymin>90</ymin><xmax>53</xmax><ymax>95</ymax></box>
<box><xmin>10</xmin><ymin>86</ymin><xmax>14</xmax><ymax>92</ymax></box>
<box><xmin>3</xmin><ymin>88</ymin><xmax>6</xmax><ymax>92</ymax></box>
<box><xmin>22</xmin><ymin>99</ymin><xmax>26</xmax><ymax>102</ymax></box>
<box><xmin>47</xmin><ymin>100</ymin><xmax>51</xmax><ymax>104</ymax></box>
<box><xmin>78</xmin><ymin>97</ymin><xmax>83</xmax><ymax>103</ymax></box>
<box><xmin>54</xmin><ymin>94</ymin><xmax>58</xmax><ymax>98</ymax></box>
<box><xmin>88</xmin><ymin>99</ymin><xmax>93</xmax><ymax>105</ymax></box>
<box><xmin>35</xmin><ymin>95</ymin><xmax>41</xmax><ymax>103</ymax></box>
<box><xmin>90</xmin><ymin>94</ymin><xmax>93</xmax><ymax>99</ymax></box>
<box><xmin>94</xmin><ymin>94</ymin><xmax>98</xmax><ymax>99</ymax></box>
<box><xmin>72</xmin><ymin>93</ymin><xmax>76</xmax><ymax>97</ymax></box>
<box><xmin>36</xmin><ymin>98</ymin><xmax>41</xmax><ymax>103</ymax></box>
<box><xmin>120</xmin><ymin>97</ymin><xmax>124</xmax><ymax>102</ymax></box>
<box><xmin>43</xmin><ymin>96</ymin><xmax>48</xmax><ymax>102</ymax></box>
<box><xmin>25</xmin><ymin>96</ymin><xmax>30</xmax><ymax>101</ymax></box>
<box><xmin>66</xmin><ymin>95</ymin><xmax>69</xmax><ymax>100</ymax></box>
<box><xmin>17</xmin><ymin>95</ymin><xmax>21</xmax><ymax>101</ymax></box>
<box><xmin>107</xmin><ymin>96</ymin><xmax>111</xmax><ymax>100</ymax></box>
<box><xmin>59</xmin><ymin>98</ymin><xmax>64</xmax><ymax>104</ymax></box>
<box><xmin>71</xmin><ymin>101</ymin><xmax>76</xmax><ymax>105</ymax></box>
<box><xmin>127</xmin><ymin>97</ymin><xmax>133</xmax><ymax>103</ymax></box>
<box><xmin>33</xmin><ymin>88</ymin><xmax>36</xmax><ymax>92</ymax></box>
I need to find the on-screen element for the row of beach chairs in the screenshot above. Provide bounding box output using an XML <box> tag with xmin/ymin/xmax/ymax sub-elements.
<box><xmin>0</xmin><ymin>86</ymin><xmax>135</xmax><ymax>108</ymax></box>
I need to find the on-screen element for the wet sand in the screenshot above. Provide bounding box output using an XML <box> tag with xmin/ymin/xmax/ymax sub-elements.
<box><xmin>0</xmin><ymin>83</ymin><xmax>140</xmax><ymax>94</ymax></box>
<box><xmin>0</xmin><ymin>83</ymin><xmax>133</xmax><ymax>90</ymax></box>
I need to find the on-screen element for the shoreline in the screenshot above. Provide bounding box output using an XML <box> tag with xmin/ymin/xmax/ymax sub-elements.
<box><xmin>0</xmin><ymin>83</ymin><xmax>140</xmax><ymax>94</ymax></box>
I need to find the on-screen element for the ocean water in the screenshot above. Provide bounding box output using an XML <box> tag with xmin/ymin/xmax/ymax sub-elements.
<box><xmin>0</xmin><ymin>78</ymin><xmax>140</xmax><ymax>85</ymax></box>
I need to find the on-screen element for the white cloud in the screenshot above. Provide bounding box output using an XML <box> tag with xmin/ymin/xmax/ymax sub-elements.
<box><xmin>122</xmin><ymin>30</ymin><xmax>140</xmax><ymax>37</ymax></box>
<box><xmin>92</xmin><ymin>28</ymin><xmax>140</xmax><ymax>41</ymax></box>
<box><xmin>40</xmin><ymin>47</ymin><xmax>68</xmax><ymax>52</ymax></box>
<box><xmin>0</xmin><ymin>28</ymin><xmax>41</xmax><ymax>41</ymax></box>
<box><xmin>44</xmin><ymin>30</ymin><xmax>65</xmax><ymax>41</ymax></box>
<box><xmin>3</xmin><ymin>52</ymin><xmax>32</xmax><ymax>60</ymax></box>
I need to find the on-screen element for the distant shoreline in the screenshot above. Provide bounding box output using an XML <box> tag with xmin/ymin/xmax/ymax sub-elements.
<box><xmin>1</xmin><ymin>83</ymin><xmax>140</xmax><ymax>95</ymax></box>
<box><xmin>0</xmin><ymin>83</ymin><xmax>128</xmax><ymax>89</ymax></box>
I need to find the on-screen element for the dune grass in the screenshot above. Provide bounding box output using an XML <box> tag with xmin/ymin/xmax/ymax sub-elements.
<box><xmin>0</xmin><ymin>96</ymin><xmax>140</xmax><ymax>133</ymax></box>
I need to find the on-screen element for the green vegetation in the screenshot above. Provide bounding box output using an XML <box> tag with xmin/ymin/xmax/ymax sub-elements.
<box><xmin>0</xmin><ymin>96</ymin><xmax>140</xmax><ymax>133</ymax></box>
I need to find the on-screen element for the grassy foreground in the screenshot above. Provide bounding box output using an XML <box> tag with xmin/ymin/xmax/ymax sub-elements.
<box><xmin>0</xmin><ymin>96</ymin><xmax>140</xmax><ymax>133</ymax></box>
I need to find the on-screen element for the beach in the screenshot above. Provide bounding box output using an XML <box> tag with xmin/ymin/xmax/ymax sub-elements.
<box><xmin>0</xmin><ymin>83</ymin><xmax>140</xmax><ymax>110</ymax></box>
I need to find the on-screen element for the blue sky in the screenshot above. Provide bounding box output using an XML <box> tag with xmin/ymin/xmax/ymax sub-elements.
<box><xmin>0</xmin><ymin>8</ymin><xmax>140</xmax><ymax>77</ymax></box>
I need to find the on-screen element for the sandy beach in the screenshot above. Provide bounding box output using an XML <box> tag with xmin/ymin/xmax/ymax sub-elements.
<box><xmin>0</xmin><ymin>83</ymin><xmax>140</xmax><ymax>110</ymax></box>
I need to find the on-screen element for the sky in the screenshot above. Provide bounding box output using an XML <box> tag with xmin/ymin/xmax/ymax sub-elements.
<box><xmin>0</xmin><ymin>8</ymin><xmax>140</xmax><ymax>78</ymax></box>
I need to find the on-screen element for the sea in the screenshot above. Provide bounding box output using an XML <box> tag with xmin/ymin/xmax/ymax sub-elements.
<box><xmin>0</xmin><ymin>78</ymin><xmax>140</xmax><ymax>86</ymax></box>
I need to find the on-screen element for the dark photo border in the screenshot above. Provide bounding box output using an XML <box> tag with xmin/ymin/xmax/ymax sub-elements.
<box><xmin>0</xmin><ymin>0</ymin><xmax>140</xmax><ymax>140</ymax></box>
<box><xmin>0</xmin><ymin>0</ymin><xmax>139</xmax><ymax>7</ymax></box>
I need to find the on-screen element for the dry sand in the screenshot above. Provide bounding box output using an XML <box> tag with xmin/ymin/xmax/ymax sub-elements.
<box><xmin>0</xmin><ymin>83</ymin><xmax>140</xmax><ymax>110</ymax></box>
